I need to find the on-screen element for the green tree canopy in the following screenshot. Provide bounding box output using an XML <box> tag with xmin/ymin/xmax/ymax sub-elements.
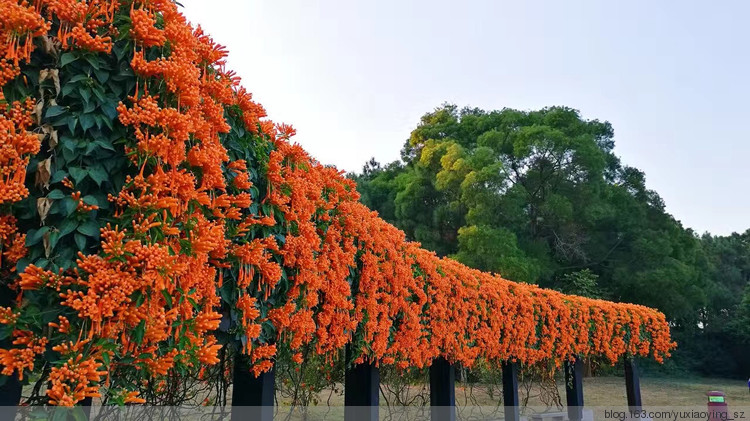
<box><xmin>352</xmin><ymin>103</ymin><xmax>750</xmax><ymax>377</ymax></box>
<box><xmin>352</xmin><ymin>104</ymin><xmax>704</xmax><ymax>322</ymax></box>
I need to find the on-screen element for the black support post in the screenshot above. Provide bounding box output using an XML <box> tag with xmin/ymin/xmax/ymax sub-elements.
<box><xmin>231</xmin><ymin>354</ymin><xmax>275</xmax><ymax>421</ymax></box>
<box><xmin>81</xmin><ymin>396</ymin><xmax>93</xmax><ymax>419</ymax></box>
<box><xmin>565</xmin><ymin>356</ymin><xmax>584</xmax><ymax>421</ymax></box>
<box><xmin>344</xmin><ymin>348</ymin><xmax>379</xmax><ymax>421</ymax></box>
<box><xmin>0</xmin><ymin>374</ymin><xmax>21</xmax><ymax>407</ymax></box>
<box><xmin>624</xmin><ymin>357</ymin><xmax>642</xmax><ymax>411</ymax></box>
<box><xmin>502</xmin><ymin>361</ymin><xmax>520</xmax><ymax>421</ymax></box>
<box><xmin>430</xmin><ymin>357</ymin><xmax>456</xmax><ymax>421</ymax></box>
<box><xmin>0</xmin><ymin>285</ymin><xmax>21</xmax><ymax>410</ymax></box>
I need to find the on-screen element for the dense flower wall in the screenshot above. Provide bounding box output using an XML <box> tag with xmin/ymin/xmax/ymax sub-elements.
<box><xmin>0</xmin><ymin>0</ymin><xmax>675</xmax><ymax>406</ymax></box>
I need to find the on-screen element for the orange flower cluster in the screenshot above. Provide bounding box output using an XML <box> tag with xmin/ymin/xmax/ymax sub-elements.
<box><xmin>0</xmin><ymin>0</ymin><xmax>675</xmax><ymax>407</ymax></box>
<box><xmin>47</xmin><ymin>352</ymin><xmax>108</xmax><ymax>406</ymax></box>
<box><xmin>0</xmin><ymin>0</ymin><xmax>50</xmax><ymax>71</ymax></box>
<box><xmin>41</xmin><ymin>0</ymin><xmax>118</xmax><ymax>53</ymax></box>
<box><xmin>0</xmin><ymin>0</ymin><xmax>266</xmax><ymax>405</ymax></box>
<box><xmin>0</xmin><ymin>1</ymin><xmax>42</xmax><ymax>273</ymax></box>
<box><xmin>0</xmin><ymin>330</ymin><xmax>48</xmax><ymax>380</ymax></box>
<box><xmin>0</xmin><ymin>98</ymin><xmax>39</xmax><ymax>204</ymax></box>
<box><xmin>0</xmin><ymin>306</ymin><xmax>19</xmax><ymax>324</ymax></box>
<box><xmin>264</xmin><ymin>142</ymin><xmax>676</xmax><ymax>368</ymax></box>
<box><xmin>0</xmin><ymin>100</ymin><xmax>39</xmax><ymax>275</ymax></box>
<box><xmin>71</xmin><ymin>191</ymin><xmax>98</xmax><ymax>212</ymax></box>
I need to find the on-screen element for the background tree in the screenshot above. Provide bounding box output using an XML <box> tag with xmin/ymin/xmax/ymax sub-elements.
<box><xmin>351</xmin><ymin>103</ymin><xmax>748</xmax><ymax>377</ymax></box>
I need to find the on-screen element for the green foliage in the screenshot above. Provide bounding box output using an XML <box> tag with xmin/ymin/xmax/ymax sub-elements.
<box><xmin>8</xmin><ymin>39</ymin><xmax>136</xmax><ymax>275</ymax></box>
<box><xmin>558</xmin><ymin>269</ymin><xmax>602</xmax><ymax>299</ymax></box>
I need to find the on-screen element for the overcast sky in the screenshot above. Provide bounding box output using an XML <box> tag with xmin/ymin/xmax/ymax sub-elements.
<box><xmin>180</xmin><ymin>0</ymin><xmax>750</xmax><ymax>236</ymax></box>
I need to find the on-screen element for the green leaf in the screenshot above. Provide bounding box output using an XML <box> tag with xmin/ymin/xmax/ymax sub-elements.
<box><xmin>51</xmin><ymin>170</ymin><xmax>67</xmax><ymax>184</ymax></box>
<box><xmin>82</xmin><ymin>195</ymin><xmax>98</xmax><ymax>207</ymax></box>
<box><xmin>94</xmin><ymin>139</ymin><xmax>116</xmax><ymax>152</ymax></box>
<box><xmin>61</xmin><ymin>136</ymin><xmax>76</xmax><ymax>152</ymax></box>
<box><xmin>83</xmin><ymin>55</ymin><xmax>100</xmax><ymax>71</ymax></box>
<box><xmin>48</xmin><ymin>231</ymin><xmax>61</xmax><ymax>250</ymax></box>
<box><xmin>88</xmin><ymin>166</ymin><xmax>108</xmax><ymax>187</ymax></box>
<box><xmin>161</xmin><ymin>290</ymin><xmax>173</xmax><ymax>307</ymax></box>
<box><xmin>69</xmin><ymin>167</ymin><xmax>87</xmax><ymax>183</ymax></box>
<box><xmin>60</xmin><ymin>52</ymin><xmax>77</xmax><ymax>67</ymax></box>
<box><xmin>83</xmin><ymin>100</ymin><xmax>96</xmax><ymax>114</ymax></box>
<box><xmin>0</xmin><ymin>325</ymin><xmax>12</xmax><ymax>342</ymax></box>
<box><xmin>80</xmin><ymin>88</ymin><xmax>91</xmax><ymax>105</ymax></box>
<box><xmin>101</xmin><ymin>103</ymin><xmax>118</xmax><ymax>121</ymax></box>
<box><xmin>134</xmin><ymin>291</ymin><xmax>145</xmax><ymax>307</ymax></box>
<box><xmin>26</xmin><ymin>227</ymin><xmax>50</xmax><ymax>247</ymax></box>
<box><xmin>58</xmin><ymin>218</ymin><xmax>78</xmax><ymax>237</ymax></box>
<box><xmin>74</xmin><ymin>233</ymin><xmax>87</xmax><ymax>251</ymax></box>
<box><xmin>98</xmin><ymin>114</ymin><xmax>113</xmax><ymax>130</ymax></box>
<box><xmin>15</xmin><ymin>257</ymin><xmax>31</xmax><ymax>274</ymax></box>
<box><xmin>61</xmin><ymin>84</ymin><xmax>76</xmax><ymax>98</ymax></box>
<box><xmin>69</xmin><ymin>74</ymin><xmax>89</xmax><ymax>83</ymax></box>
<box><xmin>133</xmin><ymin>320</ymin><xmax>146</xmax><ymax>344</ymax></box>
<box><xmin>119</xmin><ymin>356</ymin><xmax>135</xmax><ymax>365</ymax></box>
<box><xmin>77</xmin><ymin>220</ymin><xmax>100</xmax><ymax>237</ymax></box>
<box><xmin>80</xmin><ymin>113</ymin><xmax>95</xmax><ymax>132</ymax></box>
<box><xmin>47</xmin><ymin>189</ymin><xmax>65</xmax><ymax>200</ymax></box>
<box><xmin>92</xmin><ymin>86</ymin><xmax>106</xmax><ymax>103</ymax></box>
<box><xmin>94</xmin><ymin>70</ymin><xmax>109</xmax><ymax>84</ymax></box>
<box><xmin>45</xmin><ymin>106</ymin><xmax>67</xmax><ymax>119</ymax></box>
<box><xmin>61</xmin><ymin>197</ymin><xmax>77</xmax><ymax>216</ymax></box>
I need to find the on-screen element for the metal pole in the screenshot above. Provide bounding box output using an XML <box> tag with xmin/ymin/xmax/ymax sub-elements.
<box><xmin>430</xmin><ymin>356</ymin><xmax>456</xmax><ymax>421</ymax></box>
<box><xmin>231</xmin><ymin>353</ymin><xmax>275</xmax><ymax>421</ymax></box>
<box><xmin>502</xmin><ymin>361</ymin><xmax>520</xmax><ymax>421</ymax></box>
<box><xmin>0</xmin><ymin>285</ymin><xmax>21</xmax><ymax>409</ymax></box>
<box><xmin>565</xmin><ymin>356</ymin><xmax>584</xmax><ymax>421</ymax></box>
<box><xmin>625</xmin><ymin>357</ymin><xmax>642</xmax><ymax>411</ymax></box>
<box><xmin>344</xmin><ymin>346</ymin><xmax>379</xmax><ymax>421</ymax></box>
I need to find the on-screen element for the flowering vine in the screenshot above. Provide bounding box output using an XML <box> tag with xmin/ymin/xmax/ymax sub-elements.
<box><xmin>0</xmin><ymin>0</ymin><xmax>675</xmax><ymax>407</ymax></box>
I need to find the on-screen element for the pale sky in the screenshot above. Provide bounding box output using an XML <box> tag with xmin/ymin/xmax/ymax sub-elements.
<box><xmin>180</xmin><ymin>0</ymin><xmax>750</xmax><ymax>236</ymax></box>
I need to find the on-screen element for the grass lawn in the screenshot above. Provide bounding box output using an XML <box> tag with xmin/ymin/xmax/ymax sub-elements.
<box><xmin>576</xmin><ymin>376</ymin><xmax>750</xmax><ymax>407</ymax></box>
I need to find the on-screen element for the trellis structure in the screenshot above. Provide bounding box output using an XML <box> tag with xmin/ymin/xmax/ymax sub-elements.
<box><xmin>0</xmin><ymin>0</ymin><xmax>673</xmax><ymax>416</ymax></box>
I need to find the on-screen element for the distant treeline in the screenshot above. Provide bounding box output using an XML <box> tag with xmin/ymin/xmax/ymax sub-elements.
<box><xmin>349</xmin><ymin>104</ymin><xmax>750</xmax><ymax>378</ymax></box>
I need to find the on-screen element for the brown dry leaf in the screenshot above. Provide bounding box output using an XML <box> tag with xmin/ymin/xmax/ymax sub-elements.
<box><xmin>41</xmin><ymin>36</ymin><xmax>54</xmax><ymax>54</ymax></box>
<box><xmin>49</xmin><ymin>69</ymin><xmax>60</xmax><ymax>96</ymax></box>
<box><xmin>38</xmin><ymin>71</ymin><xmax>46</xmax><ymax>99</ymax></box>
<box><xmin>42</xmin><ymin>231</ymin><xmax>52</xmax><ymax>258</ymax></box>
<box><xmin>34</xmin><ymin>100</ymin><xmax>44</xmax><ymax>124</ymax></box>
<box><xmin>38</xmin><ymin>69</ymin><xmax>49</xmax><ymax>84</ymax></box>
<box><xmin>37</xmin><ymin>197</ymin><xmax>53</xmax><ymax>224</ymax></box>
<box><xmin>39</xmin><ymin>69</ymin><xmax>61</xmax><ymax>97</ymax></box>
<box><xmin>50</xmin><ymin>130</ymin><xmax>58</xmax><ymax>148</ymax></box>
<box><xmin>36</xmin><ymin>158</ymin><xmax>52</xmax><ymax>189</ymax></box>
<box><xmin>41</xmin><ymin>36</ymin><xmax>60</xmax><ymax>56</ymax></box>
<box><xmin>42</xmin><ymin>125</ymin><xmax>58</xmax><ymax>149</ymax></box>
